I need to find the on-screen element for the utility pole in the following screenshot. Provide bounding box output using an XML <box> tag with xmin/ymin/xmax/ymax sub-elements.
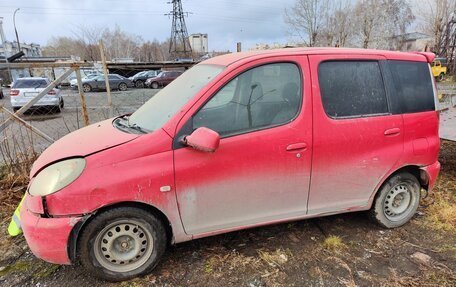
<box><xmin>13</xmin><ymin>8</ymin><xmax>21</xmax><ymax>53</ymax></box>
<box><xmin>166</xmin><ymin>0</ymin><xmax>192</xmax><ymax>59</ymax></box>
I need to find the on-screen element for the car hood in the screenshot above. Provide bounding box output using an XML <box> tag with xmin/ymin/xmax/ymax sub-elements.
<box><xmin>30</xmin><ymin>118</ymin><xmax>139</xmax><ymax>177</ymax></box>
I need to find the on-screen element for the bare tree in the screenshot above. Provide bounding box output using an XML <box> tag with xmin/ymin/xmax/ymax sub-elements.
<box><xmin>71</xmin><ymin>25</ymin><xmax>104</xmax><ymax>61</ymax></box>
<box><xmin>352</xmin><ymin>0</ymin><xmax>414</xmax><ymax>49</ymax></box>
<box><xmin>318</xmin><ymin>0</ymin><xmax>354</xmax><ymax>47</ymax></box>
<box><xmin>418</xmin><ymin>0</ymin><xmax>456</xmax><ymax>55</ymax></box>
<box><xmin>284</xmin><ymin>0</ymin><xmax>330</xmax><ymax>47</ymax></box>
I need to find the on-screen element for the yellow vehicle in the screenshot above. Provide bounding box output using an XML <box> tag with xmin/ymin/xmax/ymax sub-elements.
<box><xmin>431</xmin><ymin>60</ymin><xmax>447</xmax><ymax>81</ymax></box>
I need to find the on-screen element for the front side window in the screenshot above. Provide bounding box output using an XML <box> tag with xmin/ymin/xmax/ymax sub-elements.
<box><xmin>193</xmin><ymin>63</ymin><xmax>302</xmax><ymax>137</ymax></box>
<box><xmin>318</xmin><ymin>61</ymin><xmax>388</xmax><ymax>118</ymax></box>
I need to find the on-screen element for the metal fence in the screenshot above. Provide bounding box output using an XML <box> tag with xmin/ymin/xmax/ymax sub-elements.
<box><xmin>0</xmin><ymin>61</ymin><xmax>159</xmax><ymax>167</ymax></box>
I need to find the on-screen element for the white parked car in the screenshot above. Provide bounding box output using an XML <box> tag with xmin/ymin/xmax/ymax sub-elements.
<box><xmin>10</xmin><ymin>77</ymin><xmax>64</xmax><ymax>113</ymax></box>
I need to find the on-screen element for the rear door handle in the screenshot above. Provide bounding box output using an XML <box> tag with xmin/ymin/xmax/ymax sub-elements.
<box><xmin>384</xmin><ymin>128</ymin><xmax>401</xmax><ymax>136</ymax></box>
<box><xmin>286</xmin><ymin>142</ymin><xmax>307</xmax><ymax>151</ymax></box>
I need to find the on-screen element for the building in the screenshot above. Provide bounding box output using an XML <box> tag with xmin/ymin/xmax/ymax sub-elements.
<box><xmin>0</xmin><ymin>41</ymin><xmax>42</xmax><ymax>58</ymax></box>
<box><xmin>189</xmin><ymin>33</ymin><xmax>208</xmax><ymax>54</ymax></box>
<box><xmin>391</xmin><ymin>32</ymin><xmax>434</xmax><ymax>52</ymax></box>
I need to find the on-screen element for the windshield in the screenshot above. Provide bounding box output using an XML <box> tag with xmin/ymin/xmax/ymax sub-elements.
<box><xmin>13</xmin><ymin>79</ymin><xmax>48</xmax><ymax>88</ymax></box>
<box><xmin>133</xmin><ymin>71</ymin><xmax>146</xmax><ymax>77</ymax></box>
<box><xmin>128</xmin><ymin>64</ymin><xmax>224</xmax><ymax>132</ymax></box>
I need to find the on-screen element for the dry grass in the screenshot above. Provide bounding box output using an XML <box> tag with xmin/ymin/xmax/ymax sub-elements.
<box><xmin>322</xmin><ymin>235</ymin><xmax>346</xmax><ymax>252</ymax></box>
<box><xmin>424</xmin><ymin>140</ymin><xmax>456</xmax><ymax>233</ymax></box>
<box><xmin>257</xmin><ymin>248</ymin><xmax>291</xmax><ymax>268</ymax></box>
<box><xmin>425</xmin><ymin>192</ymin><xmax>456</xmax><ymax>232</ymax></box>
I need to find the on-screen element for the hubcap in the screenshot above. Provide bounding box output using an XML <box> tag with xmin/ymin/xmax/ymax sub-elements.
<box><xmin>94</xmin><ymin>220</ymin><xmax>153</xmax><ymax>272</ymax></box>
<box><xmin>383</xmin><ymin>184</ymin><xmax>413</xmax><ymax>221</ymax></box>
<box><xmin>83</xmin><ymin>85</ymin><xmax>90</xmax><ymax>92</ymax></box>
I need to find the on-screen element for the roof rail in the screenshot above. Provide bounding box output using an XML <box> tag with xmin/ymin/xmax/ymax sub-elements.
<box><xmin>411</xmin><ymin>52</ymin><xmax>435</xmax><ymax>63</ymax></box>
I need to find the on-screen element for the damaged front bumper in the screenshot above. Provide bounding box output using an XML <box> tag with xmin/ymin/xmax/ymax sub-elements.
<box><xmin>20</xmin><ymin>195</ymin><xmax>83</xmax><ymax>265</ymax></box>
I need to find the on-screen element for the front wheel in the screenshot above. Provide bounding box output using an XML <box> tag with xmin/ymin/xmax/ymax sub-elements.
<box><xmin>118</xmin><ymin>83</ymin><xmax>128</xmax><ymax>91</ymax></box>
<box><xmin>78</xmin><ymin>207</ymin><xmax>167</xmax><ymax>281</ymax></box>
<box><xmin>135</xmin><ymin>80</ymin><xmax>144</xmax><ymax>88</ymax></box>
<box><xmin>369</xmin><ymin>172</ymin><xmax>421</xmax><ymax>228</ymax></box>
<box><xmin>82</xmin><ymin>84</ymin><xmax>92</xmax><ymax>93</ymax></box>
<box><xmin>151</xmin><ymin>82</ymin><xmax>159</xmax><ymax>89</ymax></box>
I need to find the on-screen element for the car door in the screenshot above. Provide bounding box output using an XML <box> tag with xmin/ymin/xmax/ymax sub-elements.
<box><xmin>95</xmin><ymin>76</ymin><xmax>105</xmax><ymax>89</ymax></box>
<box><xmin>174</xmin><ymin>58</ymin><xmax>313</xmax><ymax>235</ymax></box>
<box><xmin>307</xmin><ymin>54</ymin><xmax>404</xmax><ymax>214</ymax></box>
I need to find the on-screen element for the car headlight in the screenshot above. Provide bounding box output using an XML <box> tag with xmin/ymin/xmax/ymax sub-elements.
<box><xmin>29</xmin><ymin>158</ymin><xmax>86</xmax><ymax>197</ymax></box>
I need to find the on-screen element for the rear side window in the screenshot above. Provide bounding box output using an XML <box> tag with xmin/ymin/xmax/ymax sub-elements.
<box><xmin>388</xmin><ymin>60</ymin><xmax>434</xmax><ymax>113</ymax></box>
<box><xmin>318</xmin><ymin>61</ymin><xmax>388</xmax><ymax>118</ymax></box>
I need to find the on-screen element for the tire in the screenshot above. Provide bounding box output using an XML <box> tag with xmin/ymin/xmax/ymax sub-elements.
<box><xmin>82</xmin><ymin>84</ymin><xmax>92</xmax><ymax>93</ymax></box>
<box><xmin>151</xmin><ymin>82</ymin><xmax>159</xmax><ymax>89</ymax></box>
<box><xmin>135</xmin><ymin>80</ymin><xmax>144</xmax><ymax>88</ymax></box>
<box><xmin>438</xmin><ymin>73</ymin><xmax>444</xmax><ymax>82</ymax></box>
<box><xmin>13</xmin><ymin>107</ymin><xmax>20</xmax><ymax>112</ymax></box>
<box><xmin>369</xmin><ymin>172</ymin><xmax>421</xmax><ymax>228</ymax></box>
<box><xmin>118</xmin><ymin>83</ymin><xmax>128</xmax><ymax>91</ymax></box>
<box><xmin>60</xmin><ymin>98</ymin><xmax>64</xmax><ymax>109</ymax></box>
<box><xmin>78</xmin><ymin>207</ymin><xmax>167</xmax><ymax>282</ymax></box>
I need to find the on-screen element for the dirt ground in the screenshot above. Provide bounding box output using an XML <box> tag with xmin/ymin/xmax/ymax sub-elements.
<box><xmin>0</xmin><ymin>141</ymin><xmax>455</xmax><ymax>287</ymax></box>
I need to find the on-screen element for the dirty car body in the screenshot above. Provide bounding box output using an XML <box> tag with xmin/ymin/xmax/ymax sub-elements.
<box><xmin>21</xmin><ymin>48</ymin><xmax>440</xmax><ymax>281</ymax></box>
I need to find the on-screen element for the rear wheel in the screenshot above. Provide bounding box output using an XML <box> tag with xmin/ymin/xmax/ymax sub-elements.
<box><xmin>118</xmin><ymin>83</ymin><xmax>128</xmax><ymax>91</ymax></box>
<box><xmin>369</xmin><ymin>172</ymin><xmax>421</xmax><ymax>228</ymax></box>
<box><xmin>82</xmin><ymin>84</ymin><xmax>92</xmax><ymax>93</ymax></box>
<box><xmin>78</xmin><ymin>207</ymin><xmax>167</xmax><ymax>281</ymax></box>
<box><xmin>151</xmin><ymin>82</ymin><xmax>159</xmax><ymax>89</ymax></box>
<box><xmin>135</xmin><ymin>80</ymin><xmax>144</xmax><ymax>88</ymax></box>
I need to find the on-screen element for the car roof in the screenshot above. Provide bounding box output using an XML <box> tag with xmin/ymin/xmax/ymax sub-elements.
<box><xmin>202</xmin><ymin>47</ymin><xmax>434</xmax><ymax>67</ymax></box>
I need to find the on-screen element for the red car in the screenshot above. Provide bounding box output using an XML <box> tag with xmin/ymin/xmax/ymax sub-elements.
<box><xmin>21</xmin><ymin>48</ymin><xmax>440</xmax><ymax>281</ymax></box>
<box><xmin>145</xmin><ymin>70</ymin><xmax>183</xmax><ymax>89</ymax></box>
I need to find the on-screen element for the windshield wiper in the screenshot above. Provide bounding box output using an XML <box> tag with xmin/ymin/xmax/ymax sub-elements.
<box><xmin>114</xmin><ymin>115</ymin><xmax>149</xmax><ymax>134</ymax></box>
<box><xmin>127</xmin><ymin>123</ymin><xmax>148</xmax><ymax>134</ymax></box>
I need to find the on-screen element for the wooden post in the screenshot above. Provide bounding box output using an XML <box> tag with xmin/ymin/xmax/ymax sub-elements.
<box><xmin>75</xmin><ymin>67</ymin><xmax>90</xmax><ymax>126</ymax></box>
<box><xmin>99</xmin><ymin>41</ymin><xmax>113</xmax><ymax>117</ymax></box>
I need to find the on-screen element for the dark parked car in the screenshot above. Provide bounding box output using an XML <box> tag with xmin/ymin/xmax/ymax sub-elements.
<box><xmin>145</xmin><ymin>71</ymin><xmax>183</xmax><ymax>89</ymax></box>
<box><xmin>81</xmin><ymin>74</ymin><xmax>134</xmax><ymax>92</ymax></box>
<box><xmin>130</xmin><ymin>70</ymin><xmax>161</xmax><ymax>88</ymax></box>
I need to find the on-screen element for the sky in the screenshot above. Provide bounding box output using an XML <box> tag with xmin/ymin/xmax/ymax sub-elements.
<box><xmin>0</xmin><ymin>0</ymin><xmax>296</xmax><ymax>52</ymax></box>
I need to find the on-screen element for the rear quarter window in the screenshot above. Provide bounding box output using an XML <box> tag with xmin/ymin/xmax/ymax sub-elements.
<box><xmin>387</xmin><ymin>60</ymin><xmax>435</xmax><ymax>114</ymax></box>
<box><xmin>318</xmin><ymin>61</ymin><xmax>388</xmax><ymax>118</ymax></box>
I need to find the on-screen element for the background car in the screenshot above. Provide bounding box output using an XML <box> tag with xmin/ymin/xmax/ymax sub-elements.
<box><xmin>81</xmin><ymin>74</ymin><xmax>134</xmax><ymax>92</ymax></box>
<box><xmin>9</xmin><ymin>77</ymin><xmax>63</xmax><ymax>112</ymax></box>
<box><xmin>130</xmin><ymin>70</ymin><xmax>161</xmax><ymax>88</ymax></box>
<box><xmin>70</xmin><ymin>73</ymin><xmax>102</xmax><ymax>88</ymax></box>
<box><xmin>145</xmin><ymin>71</ymin><xmax>183</xmax><ymax>89</ymax></box>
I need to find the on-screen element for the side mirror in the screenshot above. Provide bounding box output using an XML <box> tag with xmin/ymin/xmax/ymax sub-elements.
<box><xmin>184</xmin><ymin>127</ymin><xmax>220</xmax><ymax>152</ymax></box>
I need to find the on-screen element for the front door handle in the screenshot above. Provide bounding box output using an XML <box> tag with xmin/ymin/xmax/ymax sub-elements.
<box><xmin>384</xmin><ymin>128</ymin><xmax>401</xmax><ymax>136</ymax></box>
<box><xmin>286</xmin><ymin>142</ymin><xmax>307</xmax><ymax>151</ymax></box>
